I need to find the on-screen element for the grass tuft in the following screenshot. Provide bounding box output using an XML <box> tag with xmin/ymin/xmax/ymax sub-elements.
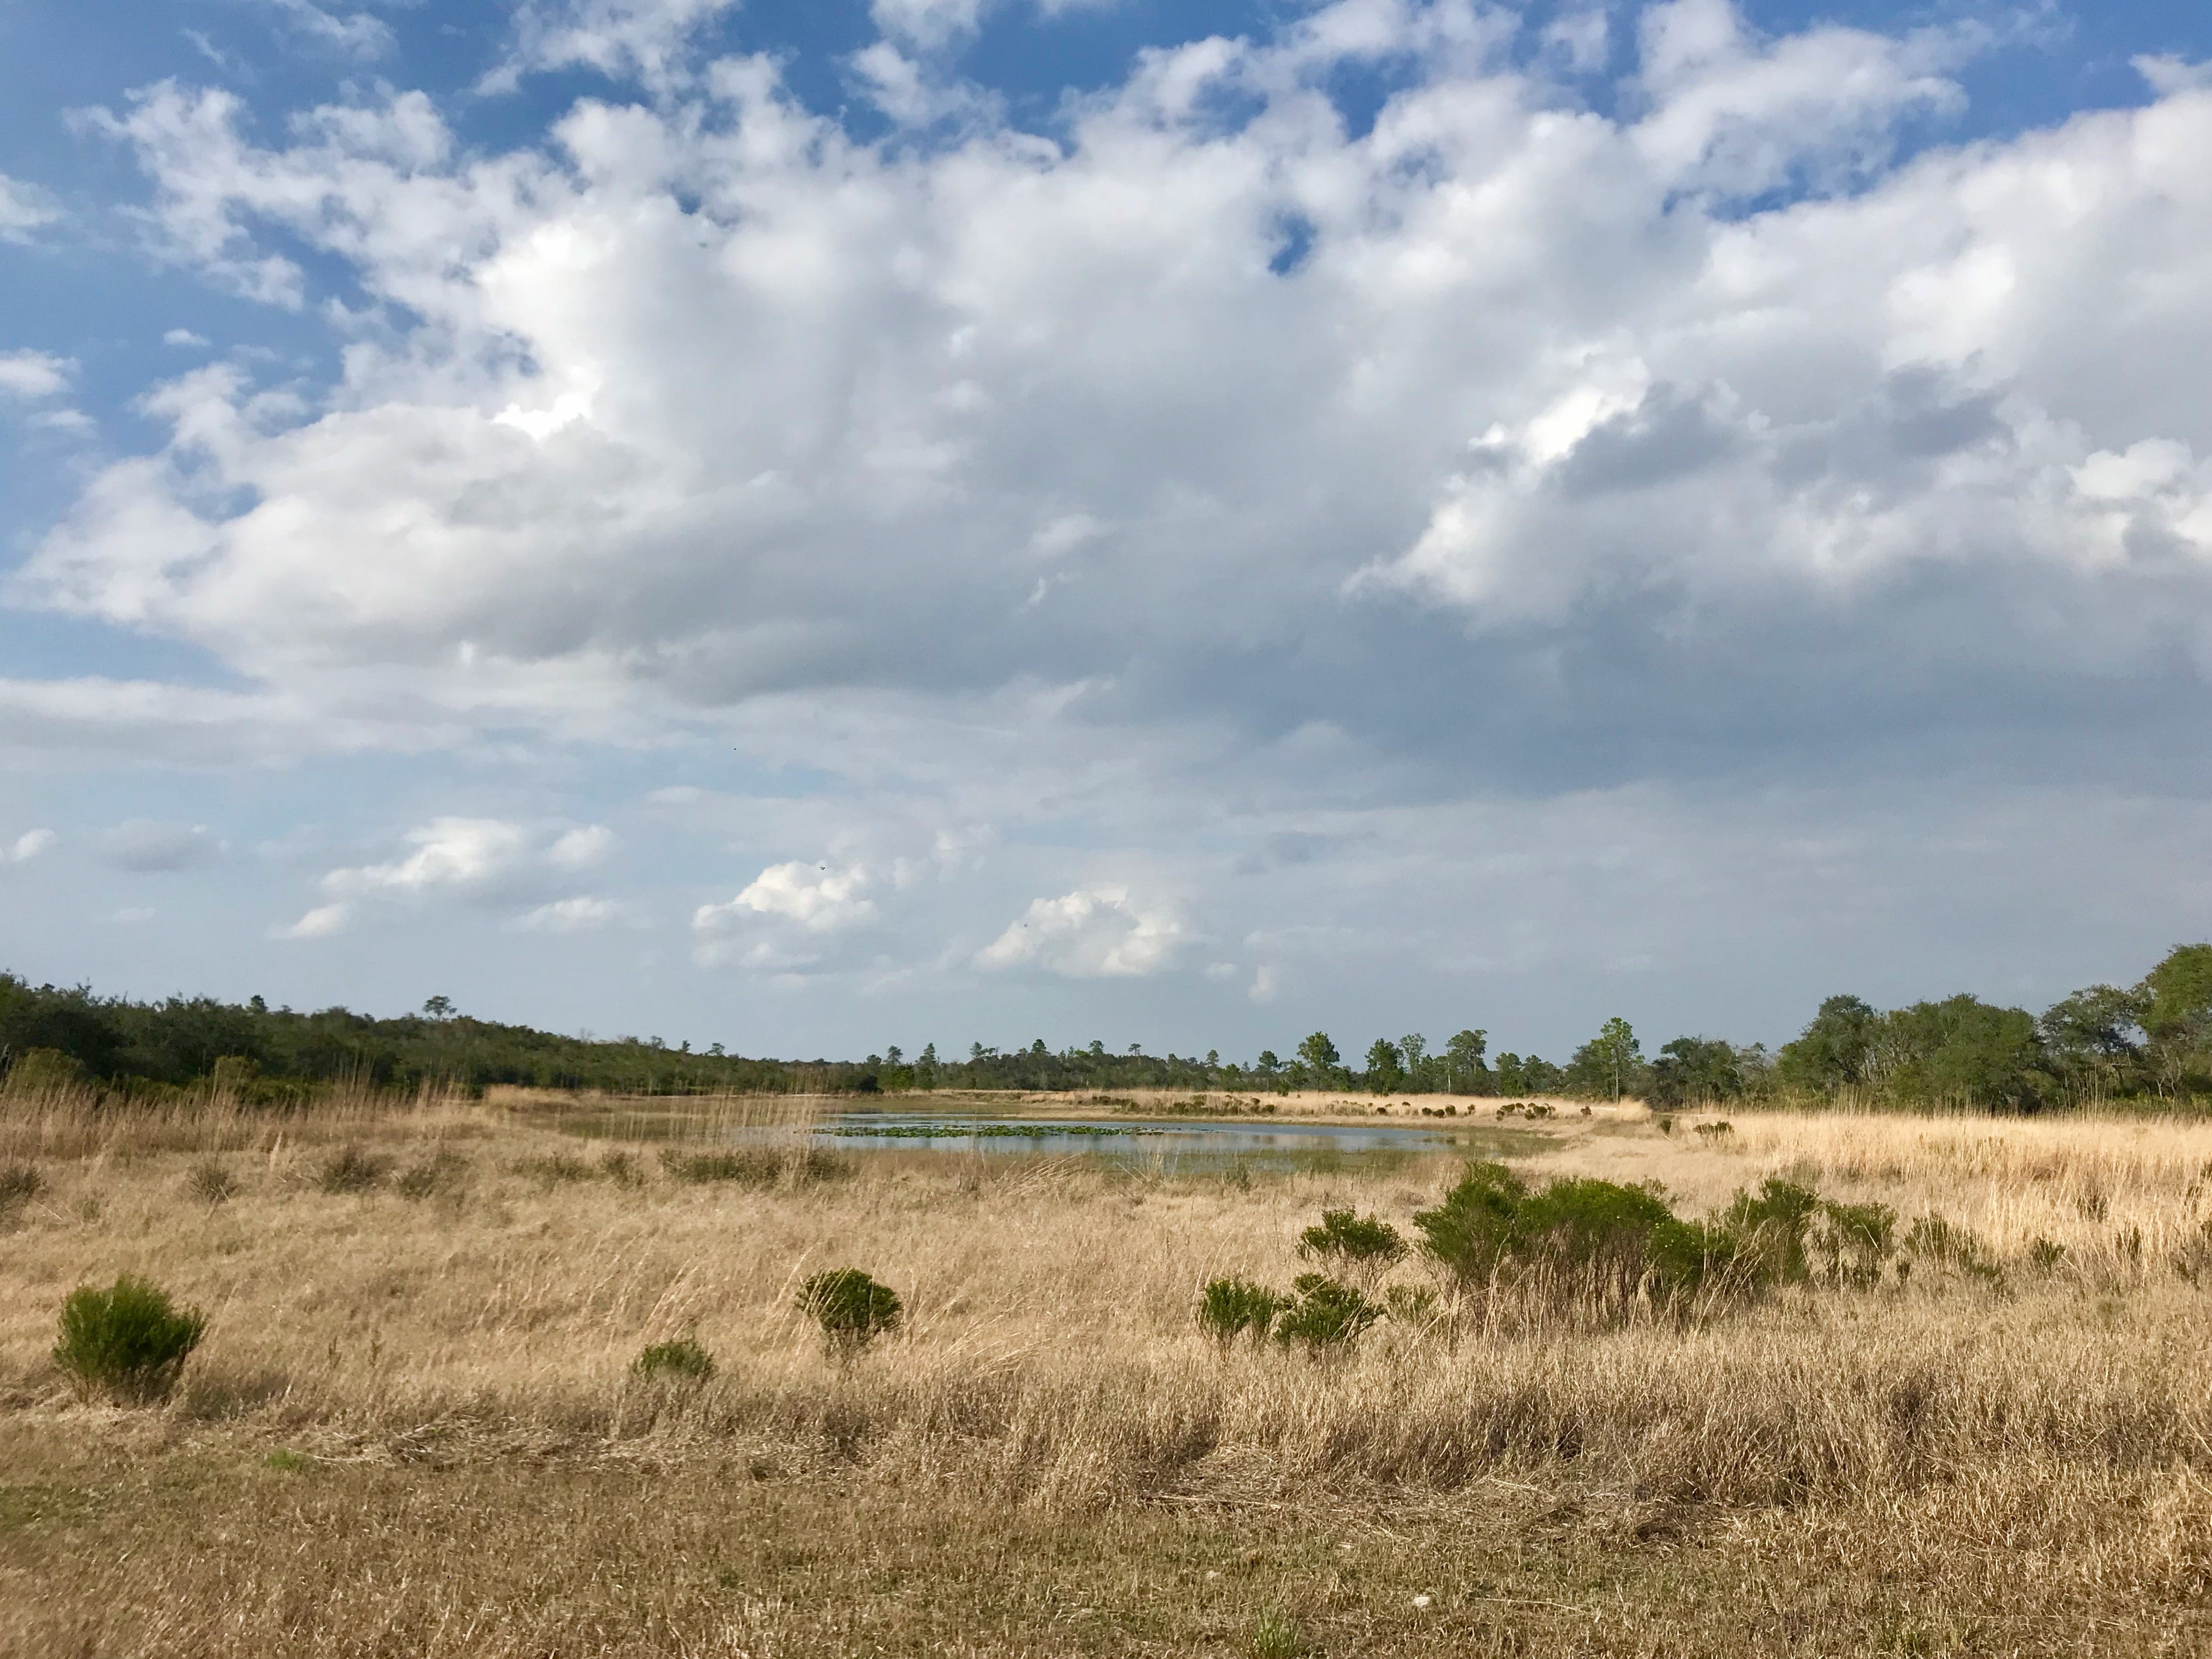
<box><xmin>53</xmin><ymin>1274</ymin><xmax>208</xmax><ymax>1405</ymax></box>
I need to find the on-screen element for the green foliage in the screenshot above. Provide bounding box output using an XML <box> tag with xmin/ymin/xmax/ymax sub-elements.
<box><xmin>1651</xmin><ymin>1037</ymin><xmax>1745</xmax><ymax>1108</ymax></box>
<box><xmin>2137</xmin><ymin>945</ymin><xmax>2212</xmax><ymax>1098</ymax></box>
<box><xmin>1362</xmin><ymin>1037</ymin><xmax>1405</xmax><ymax>1094</ymax></box>
<box><xmin>1873</xmin><ymin>996</ymin><xmax>2048</xmax><ymax>1112</ymax></box>
<box><xmin>1565</xmin><ymin>1017</ymin><xmax>1646</xmax><ymax>1100</ymax></box>
<box><xmin>5</xmin><ymin>1047</ymin><xmax>83</xmax><ymax>1092</ymax></box>
<box><xmin>1297</xmin><ymin>1207</ymin><xmax>1408</xmax><ymax>1268</ymax></box>
<box><xmin>1196</xmin><ymin>1277</ymin><xmax>1282</xmax><ymax>1345</ymax></box>
<box><xmin>317</xmin><ymin>1145</ymin><xmax>387</xmax><ymax>1194</ymax></box>
<box><xmin>1272</xmin><ymin>1273</ymin><xmax>1381</xmax><ymax>1352</ymax></box>
<box><xmin>1249</xmin><ymin>1611</ymin><xmax>1307</xmax><ymax>1658</ymax></box>
<box><xmin>263</xmin><ymin>1449</ymin><xmax>310</xmax><ymax>1473</ymax></box>
<box><xmin>184</xmin><ymin>1161</ymin><xmax>235</xmax><ymax>1205</ymax></box>
<box><xmin>1813</xmin><ymin>1199</ymin><xmax>1898</xmax><ymax>1287</ymax></box>
<box><xmin>1778</xmin><ymin>995</ymin><xmax>1881</xmax><ymax>1091</ymax></box>
<box><xmin>53</xmin><ymin>1274</ymin><xmax>208</xmax><ymax>1405</ymax></box>
<box><xmin>1413</xmin><ymin>1161</ymin><xmax>1528</xmax><ymax>1286</ymax></box>
<box><xmin>1295</xmin><ymin>1032</ymin><xmax>1341</xmax><ymax>1086</ymax></box>
<box><xmin>632</xmin><ymin>1335</ymin><xmax>716</xmax><ymax>1382</ymax></box>
<box><xmin>1719</xmin><ymin>1179</ymin><xmax>1821</xmax><ymax>1284</ymax></box>
<box><xmin>798</xmin><ymin>1269</ymin><xmax>902</xmax><ymax>1354</ymax></box>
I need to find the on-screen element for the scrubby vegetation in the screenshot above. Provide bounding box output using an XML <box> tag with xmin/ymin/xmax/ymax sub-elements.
<box><xmin>6</xmin><ymin>939</ymin><xmax>2209</xmax><ymax>1113</ymax></box>
<box><xmin>51</xmin><ymin>1273</ymin><xmax>207</xmax><ymax>1404</ymax></box>
<box><xmin>797</xmin><ymin>1269</ymin><xmax>903</xmax><ymax>1357</ymax></box>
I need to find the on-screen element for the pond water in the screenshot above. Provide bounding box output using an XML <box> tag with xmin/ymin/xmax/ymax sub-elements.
<box><xmin>811</xmin><ymin>1111</ymin><xmax>1498</xmax><ymax>1164</ymax></box>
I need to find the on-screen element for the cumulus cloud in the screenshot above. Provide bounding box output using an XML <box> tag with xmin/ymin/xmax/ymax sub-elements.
<box><xmin>25</xmin><ymin>2</ymin><xmax>2212</xmax><ymax>802</ymax></box>
<box><xmin>284</xmin><ymin>817</ymin><xmax>618</xmax><ymax>937</ymax></box>
<box><xmin>97</xmin><ymin>819</ymin><xmax>219</xmax><ymax>871</ymax></box>
<box><xmin>0</xmin><ymin>352</ymin><xmax>72</xmax><ymax>400</ymax></box>
<box><xmin>696</xmin><ymin>861</ymin><xmax>876</xmax><ymax>935</ymax></box>
<box><xmin>4</xmin><ymin>829</ymin><xmax>56</xmax><ymax>865</ymax></box>
<box><xmin>976</xmin><ymin>886</ymin><xmax>1187</xmax><ymax>977</ymax></box>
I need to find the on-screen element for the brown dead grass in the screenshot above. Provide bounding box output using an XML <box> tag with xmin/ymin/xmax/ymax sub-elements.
<box><xmin>3</xmin><ymin>1088</ymin><xmax>2210</xmax><ymax>1655</ymax></box>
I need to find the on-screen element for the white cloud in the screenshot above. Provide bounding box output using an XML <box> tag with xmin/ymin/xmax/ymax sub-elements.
<box><xmin>548</xmin><ymin>824</ymin><xmax>617</xmax><ymax>867</ymax></box>
<box><xmin>976</xmin><ymin>885</ymin><xmax>1187</xmax><ymax>978</ymax></box>
<box><xmin>0</xmin><ymin>175</ymin><xmax>59</xmax><ymax>244</ymax></box>
<box><xmin>511</xmin><ymin>895</ymin><xmax>620</xmax><ymax>931</ymax></box>
<box><xmin>324</xmin><ymin>817</ymin><xmax>534</xmax><ymax>897</ymax></box>
<box><xmin>163</xmin><ymin>329</ymin><xmax>210</xmax><ymax>348</ymax></box>
<box><xmin>5</xmin><ymin>829</ymin><xmax>56</xmax><ymax>864</ymax></box>
<box><xmin>0</xmin><ymin>352</ymin><xmax>71</xmax><ymax>400</ymax></box>
<box><xmin>491</xmin><ymin>0</ymin><xmax>739</xmax><ymax>91</ymax></box>
<box><xmin>695</xmin><ymin>861</ymin><xmax>876</xmax><ymax>935</ymax></box>
<box><xmin>274</xmin><ymin>900</ymin><xmax>352</xmax><ymax>939</ymax></box>
<box><xmin>253</xmin><ymin>0</ymin><xmax>394</xmax><ymax>57</ymax></box>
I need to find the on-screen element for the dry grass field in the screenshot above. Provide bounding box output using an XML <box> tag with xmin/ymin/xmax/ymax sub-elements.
<box><xmin>3</xmin><ymin>1087</ymin><xmax>2210</xmax><ymax>1656</ymax></box>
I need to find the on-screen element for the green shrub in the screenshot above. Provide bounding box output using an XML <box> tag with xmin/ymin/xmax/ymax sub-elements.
<box><xmin>1298</xmin><ymin>1207</ymin><xmax>1408</xmax><ymax>1269</ymax></box>
<box><xmin>1273</xmin><ymin>1273</ymin><xmax>1380</xmax><ymax>1352</ymax></box>
<box><xmin>184</xmin><ymin>1162</ymin><xmax>235</xmax><ymax>1205</ymax></box>
<box><xmin>53</xmin><ymin>1274</ymin><xmax>208</xmax><ymax>1404</ymax></box>
<box><xmin>1197</xmin><ymin>1277</ymin><xmax>1282</xmax><ymax>1345</ymax></box>
<box><xmin>798</xmin><ymin>1269</ymin><xmax>902</xmax><ymax>1355</ymax></box>
<box><xmin>1718</xmin><ymin>1178</ymin><xmax>1821</xmax><ymax>1284</ymax></box>
<box><xmin>632</xmin><ymin>1335</ymin><xmax>715</xmax><ymax>1382</ymax></box>
<box><xmin>1512</xmin><ymin>1177</ymin><xmax>1723</xmax><ymax>1299</ymax></box>
<box><xmin>1413</xmin><ymin>1161</ymin><xmax>1528</xmax><ymax>1286</ymax></box>
<box><xmin>317</xmin><ymin>1145</ymin><xmax>386</xmax><ymax>1194</ymax></box>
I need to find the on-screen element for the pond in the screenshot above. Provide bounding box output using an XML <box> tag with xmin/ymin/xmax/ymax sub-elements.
<box><xmin>809</xmin><ymin>1111</ymin><xmax>1538</xmax><ymax>1166</ymax></box>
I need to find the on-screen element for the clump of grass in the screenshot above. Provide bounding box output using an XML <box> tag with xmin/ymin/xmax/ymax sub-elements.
<box><xmin>632</xmin><ymin>1335</ymin><xmax>715</xmax><ymax>1382</ymax></box>
<box><xmin>662</xmin><ymin>1149</ymin><xmax>782</xmax><ymax>1186</ymax></box>
<box><xmin>1383</xmin><ymin>1283</ymin><xmax>1440</xmax><ymax>1324</ymax></box>
<box><xmin>0</xmin><ymin>1162</ymin><xmax>44</xmax><ymax>1214</ymax></box>
<box><xmin>1250</xmin><ymin>1610</ymin><xmax>1307</xmax><ymax>1657</ymax></box>
<box><xmin>1197</xmin><ymin>1277</ymin><xmax>1282</xmax><ymax>1345</ymax></box>
<box><xmin>517</xmin><ymin>1152</ymin><xmax>596</xmax><ymax>1185</ymax></box>
<box><xmin>1273</xmin><ymin>1273</ymin><xmax>1380</xmax><ymax>1354</ymax></box>
<box><xmin>2030</xmin><ymin>1236</ymin><xmax>2069</xmax><ymax>1273</ymax></box>
<box><xmin>53</xmin><ymin>1274</ymin><xmax>208</xmax><ymax>1405</ymax></box>
<box><xmin>798</xmin><ymin>1269</ymin><xmax>902</xmax><ymax>1358</ymax></box>
<box><xmin>599</xmin><ymin>1149</ymin><xmax>642</xmax><ymax>1185</ymax></box>
<box><xmin>1695</xmin><ymin>1120</ymin><xmax>1734</xmax><ymax>1140</ymax></box>
<box><xmin>394</xmin><ymin>1148</ymin><xmax>466</xmax><ymax>1200</ymax></box>
<box><xmin>184</xmin><ymin>1161</ymin><xmax>236</xmax><ymax>1205</ymax></box>
<box><xmin>1905</xmin><ymin>1213</ymin><xmax>2004</xmax><ymax>1285</ymax></box>
<box><xmin>264</xmin><ymin>1449</ymin><xmax>310</xmax><ymax>1473</ymax></box>
<box><xmin>317</xmin><ymin>1145</ymin><xmax>387</xmax><ymax>1194</ymax></box>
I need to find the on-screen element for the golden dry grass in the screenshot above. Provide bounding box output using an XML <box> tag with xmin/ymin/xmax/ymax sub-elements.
<box><xmin>4</xmin><ymin>1090</ymin><xmax>2211</xmax><ymax>1655</ymax></box>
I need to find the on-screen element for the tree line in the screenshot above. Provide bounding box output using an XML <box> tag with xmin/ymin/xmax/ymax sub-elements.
<box><xmin>2</xmin><ymin>941</ymin><xmax>2207</xmax><ymax>1110</ymax></box>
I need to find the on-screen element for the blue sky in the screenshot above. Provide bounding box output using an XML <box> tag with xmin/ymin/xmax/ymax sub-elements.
<box><xmin>3</xmin><ymin>0</ymin><xmax>2211</xmax><ymax>1061</ymax></box>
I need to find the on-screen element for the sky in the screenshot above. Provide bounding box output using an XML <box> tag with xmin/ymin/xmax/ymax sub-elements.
<box><xmin>2</xmin><ymin>0</ymin><xmax>2211</xmax><ymax>1062</ymax></box>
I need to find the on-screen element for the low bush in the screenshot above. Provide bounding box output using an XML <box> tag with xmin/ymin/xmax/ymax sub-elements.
<box><xmin>1719</xmin><ymin>1178</ymin><xmax>1821</xmax><ymax>1284</ymax></box>
<box><xmin>1196</xmin><ymin>1277</ymin><xmax>1281</xmax><ymax>1345</ymax></box>
<box><xmin>53</xmin><ymin>1274</ymin><xmax>208</xmax><ymax>1405</ymax></box>
<box><xmin>317</xmin><ymin>1145</ymin><xmax>386</xmax><ymax>1194</ymax></box>
<box><xmin>517</xmin><ymin>1152</ymin><xmax>596</xmax><ymax>1185</ymax></box>
<box><xmin>662</xmin><ymin>1149</ymin><xmax>781</xmax><ymax>1186</ymax></box>
<box><xmin>1273</xmin><ymin>1273</ymin><xmax>1381</xmax><ymax>1353</ymax></box>
<box><xmin>632</xmin><ymin>1335</ymin><xmax>715</xmax><ymax>1382</ymax></box>
<box><xmin>1411</xmin><ymin>1160</ymin><xmax>1528</xmax><ymax>1286</ymax></box>
<box><xmin>1383</xmin><ymin>1283</ymin><xmax>1440</xmax><ymax>1324</ymax></box>
<box><xmin>1813</xmin><ymin>1198</ymin><xmax>1898</xmax><ymax>1287</ymax></box>
<box><xmin>1905</xmin><ymin>1213</ymin><xmax>2004</xmax><ymax>1285</ymax></box>
<box><xmin>1297</xmin><ymin>1207</ymin><xmax>1407</xmax><ymax>1270</ymax></box>
<box><xmin>184</xmin><ymin>1162</ymin><xmax>235</xmax><ymax>1205</ymax></box>
<box><xmin>799</xmin><ymin>1269</ymin><xmax>902</xmax><ymax>1356</ymax></box>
